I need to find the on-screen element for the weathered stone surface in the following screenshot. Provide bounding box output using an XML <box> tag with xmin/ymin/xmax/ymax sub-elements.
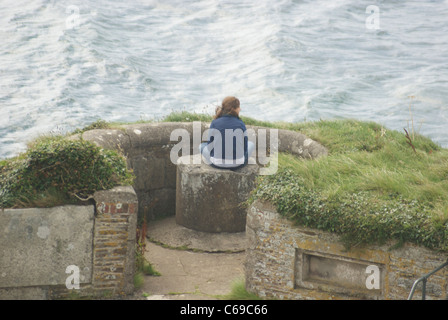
<box><xmin>176</xmin><ymin>154</ymin><xmax>259</xmax><ymax>233</ymax></box>
<box><xmin>149</xmin><ymin>188</ymin><xmax>176</xmax><ymax>218</ymax></box>
<box><xmin>0</xmin><ymin>205</ymin><xmax>94</xmax><ymax>288</ymax></box>
<box><xmin>276</xmin><ymin>128</ymin><xmax>328</xmax><ymax>158</ymax></box>
<box><xmin>130</xmin><ymin>154</ymin><xmax>166</xmax><ymax>190</ymax></box>
<box><xmin>0</xmin><ymin>186</ymin><xmax>139</xmax><ymax>299</ymax></box>
<box><xmin>93</xmin><ymin>185</ymin><xmax>138</xmax><ymax>204</ymax></box>
<box><xmin>123</xmin><ymin>122</ymin><xmax>208</xmax><ymax>149</ymax></box>
<box><xmin>93</xmin><ymin>186</ymin><xmax>138</xmax><ymax>296</ymax></box>
<box><xmin>75</xmin><ymin>122</ymin><xmax>327</xmax><ymax>221</ymax></box>
<box><xmin>0</xmin><ymin>287</ymin><xmax>48</xmax><ymax>300</ymax></box>
<box><xmin>246</xmin><ymin>126</ymin><xmax>328</xmax><ymax>159</ymax></box>
<box><xmin>245</xmin><ymin>200</ymin><xmax>448</xmax><ymax>300</ymax></box>
<box><xmin>81</xmin><ymin>129</ymin><xmax>131</xmax><ymax>152</ymax></box>
<box><xmin>147</xmin><ymin>216</ymin><xmax>247</xmax><ymax>252</ymax></box>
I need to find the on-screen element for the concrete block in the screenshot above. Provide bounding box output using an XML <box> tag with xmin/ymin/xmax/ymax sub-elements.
<box><xmin>0</xmin><ymin>205</ymin><xmax>94</xmax><ymax>288</ymax></box>
<box><xmin>176</xmin><ymin>154</ymin><xmax>259</xmax><ymax>233</ymax></box>
<box><xmin>130</xmin><ymin>154</ymin><xmax>166</xmax><ymax>190</ymax></box>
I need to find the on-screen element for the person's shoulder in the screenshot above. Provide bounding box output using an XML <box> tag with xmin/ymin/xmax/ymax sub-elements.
<box><xmin>225</xmin><ymin>115</ymin><xmax>243</xmax><ymax>123</ymax></box>
<box><xmin>213</xmin><ymin>115</ymin><xmax>245</xmax><ymax>128</ymax></box>
<box><xmin>235</xmin><ymin>117</ymin><xmax>246</xmax><ymax>128</ymax></box>
<box><xmin>210</xmin><ymin>117</ymin><xmax>220</xmax><ymax>126</ymax></box>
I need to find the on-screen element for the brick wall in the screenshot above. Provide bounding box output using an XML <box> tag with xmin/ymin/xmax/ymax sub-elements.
<box><xmin>245</xmin><ymin>200</ymin><xmax>448</xmax><ymax>300</ymax></box>
<box><xmin>92</xmin><ymin>186</ymin><xmax>138</xmax><ymax>297</ymax></box>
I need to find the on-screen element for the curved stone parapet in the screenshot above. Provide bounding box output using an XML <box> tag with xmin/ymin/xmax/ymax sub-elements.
<box><xmin>74</xmin><ymin>121</ymin><xmax>328</xmax><ymax>220</ymax></box>
<box><xmin>79</xmin><ymin>122</ymin><xmax>328</xmax><ymax>160</ymax></box>
<box><xmin>245</xmin><ymin>126</ymin><xmax>328</xmax><ymax>159</ymax></box>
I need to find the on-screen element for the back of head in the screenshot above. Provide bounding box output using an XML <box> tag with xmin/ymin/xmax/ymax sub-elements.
<box><xmin>215</xmin><ymin>96</ymin><xmax>240</xmax><ymax>119</ymax></box>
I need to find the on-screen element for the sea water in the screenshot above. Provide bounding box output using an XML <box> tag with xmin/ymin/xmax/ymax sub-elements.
<box><xmin>1</xmin><ymin>0</ymin><xmax>447</xmax><ymax>159</ymax></box>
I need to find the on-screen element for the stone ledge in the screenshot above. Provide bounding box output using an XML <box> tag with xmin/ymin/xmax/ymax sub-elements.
<box><xmin>0</xmin><ymin>205</ymin><xmax>94</xmax><ymax>289</ymax></box>
<box><xmin>94</xmin><ymin>185</ymin><xmax>138</xmax><ymax>205</ymax></box>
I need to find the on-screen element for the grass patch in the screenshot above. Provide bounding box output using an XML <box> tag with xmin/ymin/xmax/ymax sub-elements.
<box><xmin>249</xmin><ymin>119</ymin><xmax>448</xmax><ymax>251</ymax></box>
<box><xmin>140</xmin><ymin>260</ymin><xmax>161</xmax><ymax>277</ymax></box>
<box><xmin>133</xmin><ymin>272</ymin><xmax>145</xmax><ymax>290</ymax></box>
<box><xmin>161</xmin><ymin>110</ymin><xmax>213</xmax><ymax>123</ymax></box>
<box><xmin>219</xmin><ymin>278</ymin><xmax>262</xmax><ymax>300</ymax></box>
<box><xmin>72</xmin><ymin>119</ymin><xmax>113</xmax><ymax>134</ymax></box>
<box><xmin>3</xmin><ymin>111</ymin><xmax>447</xmax><ymax>251</ymax></box>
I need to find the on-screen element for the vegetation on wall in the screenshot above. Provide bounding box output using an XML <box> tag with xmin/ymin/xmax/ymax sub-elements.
<box><xmin>2</xmin><ymin>110</ymin><xmax>447</xmax><ymax>251</ymax></box>
<box><xmin>154</xmin><ymin>111</ymin><xmax>448</xmax><ymax>250</ymax></box>
<box><xmin>248</xmin><ymin>120</ymin><xmax>448</xmax><ymax>251</ymax></box>
<box><xmin>0</xmin><ymin>136</ymin><xmax>134</xmax><ymax>209</ymax></box>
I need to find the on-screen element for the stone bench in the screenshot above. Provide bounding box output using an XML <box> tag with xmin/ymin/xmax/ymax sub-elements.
<box><xmin>175</xmin><ymin>154</ymin><xmax>259</xmax><ymax>233</ymax></box>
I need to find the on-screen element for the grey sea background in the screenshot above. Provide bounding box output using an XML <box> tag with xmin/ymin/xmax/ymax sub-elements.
<box><xmin>1</xmin><ymin>0</ymin><xmax>447</xmax><ymax>159</ymax></box>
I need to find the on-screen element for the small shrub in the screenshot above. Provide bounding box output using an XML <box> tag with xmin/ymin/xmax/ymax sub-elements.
<box><xmin>72</xmin><ymin>119</ymin><xmax>112</xmax><ymax>134</ymax></box>
<box><xmin>0</xmin><ymin>137</ymin><xmax>134</xmax><ymax>208</ymax></box>
<box><xmin>220</xmin><ymin>278</ymin><xmax>261</xmax><ymax>300</ymax></box>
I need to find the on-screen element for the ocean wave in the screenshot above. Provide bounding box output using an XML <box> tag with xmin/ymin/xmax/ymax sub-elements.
<box><xmin>1</xmin><ymin>0</ymin><xmax>448</xmax><ymax>158</ymax></box>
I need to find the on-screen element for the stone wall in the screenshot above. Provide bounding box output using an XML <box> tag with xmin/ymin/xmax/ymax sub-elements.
<box><xmin>0</xmin><ymin>186</ymin><xmax>137</xmax><ymax>300</ymax></box>
<box><xmin>78</xmin><ymin>122</ymin><xmax>328</xmax><ymax>222</ymax></box>
<box><xmin>245</xmin><ymin>200</ymin><xmax>448</xmax><ymax>300</ymax></box>
<box><xmin>79</xmin><ymin>122</ymin><xmax>207</xmax><ymax>222</ymax></box>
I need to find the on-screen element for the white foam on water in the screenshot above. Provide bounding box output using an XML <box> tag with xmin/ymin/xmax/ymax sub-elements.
<box><xmin>1</xmin><ymin>0</ymin><xmax>448</xmax><ymax>158</ymax></box>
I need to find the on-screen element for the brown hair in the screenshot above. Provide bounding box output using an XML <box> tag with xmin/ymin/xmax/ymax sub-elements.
<box><xmin>214</xmin><ymin>96</ymin><xmax>240</xmax><ymax>119</ymax></box>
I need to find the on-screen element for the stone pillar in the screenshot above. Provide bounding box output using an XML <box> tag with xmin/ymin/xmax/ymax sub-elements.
<box><xmin>93</xmin><ymin>186</ymin><xmax>138</xmax><ymax>296</ymax></box>
<box><xmin>176</xmin><ymin>154</ymin><xmax>259</xmax><ymax>233</ymax></box>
